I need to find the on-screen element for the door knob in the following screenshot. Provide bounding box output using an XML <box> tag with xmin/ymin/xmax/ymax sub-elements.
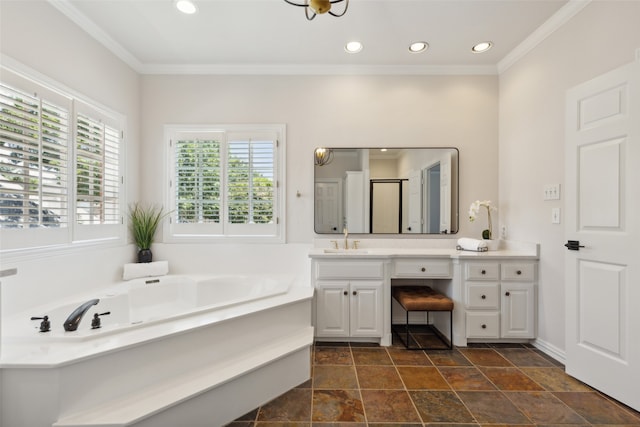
<box><xmin>564</xmin><ymin>240</ymin><xmax>585</xmax><ymax>251</ymax></box>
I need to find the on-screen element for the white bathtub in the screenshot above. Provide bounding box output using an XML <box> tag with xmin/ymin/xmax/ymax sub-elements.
<box><xmin>11</xmin><ymin>274</ymin><xmax>291</xmax><ymax>340</ymax></box>
<box><xmin>1</xmin><ymin>273</ymin><xmax>313</xmax><ymax>427</ymax></box>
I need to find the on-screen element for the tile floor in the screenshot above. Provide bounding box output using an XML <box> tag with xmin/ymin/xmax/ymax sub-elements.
<box><xmin>226</xmin><ymin>337</ymin><xmax>640</xmax><ymax>426</ymax></box>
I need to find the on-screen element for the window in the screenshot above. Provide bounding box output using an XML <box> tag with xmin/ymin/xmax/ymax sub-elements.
<box><xmin>0</xmin><ymin>67</ymin><xmax>125</xmax><ymax>251</ymax></box>
<box><xmin>166</xmin><ymin>125</ymin><xmax>285</xmax><ymax>242</ymax></box>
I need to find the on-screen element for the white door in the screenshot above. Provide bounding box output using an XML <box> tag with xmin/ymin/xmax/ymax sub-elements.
<box><xmin>406</xmin><ymin>169</ymin><xmax>421</xmax><ymax>233</ymax></box>
<box><xmin>439</xmin><ymin>154</ymin><xmax>452</xmax><ymax>233</ymax></box>
<box><xmin>315</xmin><ymin>281</ymin><xmax>349</xmax><ymax>337</ymax></box>
<box><xmin>350</xmin><ymin>281</ymin><xmax>383</xmax><ymax>337</ymax></box>
<box><xmin>565</xmin><ymin>59</ymin><xmax>640</xmax><ymax>411</ymax></box>
<box><xmin>314</xmin><ymin>180</ymin><xmax>341</xmax><ymax>233</ymax></box>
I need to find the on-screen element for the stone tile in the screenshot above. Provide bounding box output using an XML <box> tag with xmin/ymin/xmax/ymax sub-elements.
<box><xmin>438</xmin><ymin>367</ymin><xmax>497</xmax><ymax>391</ymax></box>
<box><xmin>255</xmin><ymin>423</ymin><xmax>310</xmax><ymax>427</ymax></box>
<box><xmin>397</xmin><ymin>366</ymin><xmax>450</xmax><ymax>390</ymax></box>
<box><xmin>495</xmin><ymin>348</ymin><xmax>555</xmax><ymax>367</ymax></box>
<box><xmin>480</xmin><ymin>367</ymin><xmax>545</xmax><ymax>391</ymax></box>
<box><xmin>351</xmin><ymin>348</ymin><xmax>393</xmax><ymax>365</ymax></box>
<box><xmin>456</xmin><ymin>391</ymin><xmax>530</xmax><ymax>424</ymax></box>
<box><xmin>387</xmin><ymin>348</ymin><xmax>433</xmax><ymax>366</ymax></box>
<box><xmin>314</xmin><ymin>347</ymin><xmax>353</xmax><ymax>365</ymax></box>
<box><xmin>356</xmin><ymin>365</ymin><xmax>404</xmax><ymax>389</ymax></box>
<box><xmin>360</xmin><ymin>390</ymin><xmax>422</xmax><ymax>423</ymax></box>
<box><xmin>313</xmin><ymin>365</ymin><xmax>359</xmax><ymax>389</ymax></box>
<box><xmin>506</xmin><ymin>391</ymin><xmax>588</xmax><ymax>424</ymax></box>
<box><xmin>257</xmin><ymin>388</ymin><xmax>312</xmax><ymax>422</ymax></box>
<box><xmin>314</xmin><ymin>341</ymin><xmax>350</xmax><ymax>347</ymax></box>
<box><xmin>226</xmin><ymin>422</ymin><xmax>255</xmax><ymax>427</ymax></box>
<box><xmin>425</xmin><ymin>349</ymin><xmax>473</xmax><ymax>366</ymax></box>
<box><xmin>459</xmin><ymin>348</ymin><xmax>512</xmax><ymax>367</ymax></box>
<box><xmin>311</xmin><ymin>389</ymin><xmax>365</xmax><ymax>423</ymax></box>
<box><xmin>520</xmin><ymin>368</ymin><xmax>592</xmax><ymax>392</ymax></box>
<box><xmin>553</xmin><ymin>392</ymin><xmax>640</xmax><ymax>424</ymax></box>
<box><xmin>409</xmin><ymin>391</ymin><xmax>476</xmax><ymax>423</ymax></box>
<box><xmin>311</xmin><ymin>423</ymin><xmax>366</xmax><ymax>427</ymax></box>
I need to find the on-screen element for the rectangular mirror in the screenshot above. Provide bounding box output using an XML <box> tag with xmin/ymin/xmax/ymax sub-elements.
<box><xmin>314</xmin><ymin>148</ymin><xmax>459</xmax><ymax>234</ymax></box>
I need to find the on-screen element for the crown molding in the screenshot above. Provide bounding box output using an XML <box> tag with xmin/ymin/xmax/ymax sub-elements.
<box><xmin>139</xmin><ymin>63</ymin><xmax>498</xmax><ymax>76</ymax></box>
<box><xmin>497</xmin><ymin>0</ymin><xmax>591</xmax><ymax>74</ymax></box>
<box><xmin>47</xmin><ymin>0</ymin><xmax>144</xmax><ymax>73</ymax></box>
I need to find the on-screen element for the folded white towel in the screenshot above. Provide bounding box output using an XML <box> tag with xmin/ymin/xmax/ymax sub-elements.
<box><xmin>457</xmin><ymin>238</ymin><xmax>488</xmax><ymax>252</ymax></box>
<box><xmin>123</xmin><ymin>260</ymin><xmax>169</xmax><ymax>281</ymax></box>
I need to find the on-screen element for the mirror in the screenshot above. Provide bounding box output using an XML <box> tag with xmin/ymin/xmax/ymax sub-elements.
<box><xmin>314</xmin><ymin>148</ymin><xmax>459</xmax><ymax>234</ymax></box>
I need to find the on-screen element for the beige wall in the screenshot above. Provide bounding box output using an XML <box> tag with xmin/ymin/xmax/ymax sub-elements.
<box><xmin>141</xmin><ymin>74</ymin><xmax>499</xmax><ymax>243</ymax></box>
<box><xmin>498</xmin><ymin>0</ymin><xmax>640</xmax><ymax>355</ymax></box>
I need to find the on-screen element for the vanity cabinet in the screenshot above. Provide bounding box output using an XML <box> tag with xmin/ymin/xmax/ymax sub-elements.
<box><xmin>314</xmin><ymin>260</ymin><xmax>384</xmax><ymax>339</ymax></box>
<box><xmin>464</xmin><ymin>261</ymin><xmax>536</xmax><ymax>341</ymax></box>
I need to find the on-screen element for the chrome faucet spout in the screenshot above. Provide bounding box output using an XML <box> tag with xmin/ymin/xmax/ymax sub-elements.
<box><xmin>343</xmin><ymin>227</ymin><xmax>349</xmax><ymax>250</ymax></box>
<box><xmin>63</xmin><ymin>298</ymin><xmax>99</xmax><ymax>332</ymax></box>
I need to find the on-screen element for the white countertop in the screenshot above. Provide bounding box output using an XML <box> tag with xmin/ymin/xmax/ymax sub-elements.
<box><xmin>308</xmin><ymin>239</ymin><xmax>539</xmax><ymax>260</ymax></box>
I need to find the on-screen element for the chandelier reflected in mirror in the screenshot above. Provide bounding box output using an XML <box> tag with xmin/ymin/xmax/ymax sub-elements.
<box><xmin>284</xmin><ymin>0</ymin><xmax>349</xmax><ymax>21</ymax></box>
<box><xmin>314</xmin><ymin>147</ymin><xmax>334</xmax><ymax>166</ymax></box>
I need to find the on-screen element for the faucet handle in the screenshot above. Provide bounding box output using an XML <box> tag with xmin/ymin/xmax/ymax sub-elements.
<box><xmin>352</xmin><ymin>240</ymin><xmax>360</xmax><ymax>249</ymax></box>
<box><xmin>31</xmin><ymin>315</ymin><xmax>51</xmax><ymax>333</ymax></box>
<box><xmin>91</xmin><ymin>312</ymin><xmax>111</xmax><ymax>330</ymax></box>
<box><xmin>330</xmin><ymin>240</ymin><xmax>338</xmax><ymax>249</ymax></box>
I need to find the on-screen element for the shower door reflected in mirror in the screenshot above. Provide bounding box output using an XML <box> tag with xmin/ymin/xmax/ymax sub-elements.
<box><xmin>314</xmin><ymin>148</ymin><xmax>458</xmax><ymax>234</ymax></box>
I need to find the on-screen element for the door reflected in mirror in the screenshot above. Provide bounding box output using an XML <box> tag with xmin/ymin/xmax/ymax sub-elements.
<box><xmin>314</xmin><ymin>148</ymin><xmax>459</xmax><ymax>234</ymax></box>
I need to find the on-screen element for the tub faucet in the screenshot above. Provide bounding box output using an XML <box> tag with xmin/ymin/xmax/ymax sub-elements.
<box><xmin>63</xmin><ymin>298</ymin><xmax>99</xmax><ymax>331</ymax></box>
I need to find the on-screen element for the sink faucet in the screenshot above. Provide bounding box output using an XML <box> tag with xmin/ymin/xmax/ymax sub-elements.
<box><xmin>63</xmin><ymin>298</ymin><xmax>99</xmax><ymax>331</ymax></box>
<box><xmin>343</xmin><ymin>227</ymin><xmax>349</xmax><ymax>250</ymax></box>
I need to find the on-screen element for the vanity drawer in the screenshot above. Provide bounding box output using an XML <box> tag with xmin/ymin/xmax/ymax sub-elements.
<box><xmin>501</xmin><ymin>263</ymin><xmax>535</xmax><ymax>281</ymax></box>
<box><xmin>315</xmin><ymin>261</ymin><xmax>384</xmax><ymax>280</ymax></box>
<box><xmin>466</xmin><ymin>283</ymin><xmax>500</xmax><ymax>309</ymax></box>
<box><xmin>466</xmin><ymin>312</ymin><xmax>500</xmax><ymax>338</ymax></box>
<box><xmin>393</xmin><ymin>259</ymin><xmax>452</xmax><ymax>278</ymax></box>
<box><xmin>466</xmin><ymin>263</ymin><xmax>500</xmax><ymax>280</ymax></box>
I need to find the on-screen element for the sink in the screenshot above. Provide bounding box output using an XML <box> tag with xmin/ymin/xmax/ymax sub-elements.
<box><xmin>322</xmin><ymin>249</ymin><xmax>369</xmax><ymax>254</ymax></box>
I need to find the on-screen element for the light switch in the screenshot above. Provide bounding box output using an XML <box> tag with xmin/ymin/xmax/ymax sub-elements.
<box><xmin>544</xmin><ymin>184</ymin><xmax>561</xmax><ymax>200</ymax></box>
<box><xmin>551</xmin><ymin>207</ymin><xmax>561</xmax><ymax>224</ymax></box>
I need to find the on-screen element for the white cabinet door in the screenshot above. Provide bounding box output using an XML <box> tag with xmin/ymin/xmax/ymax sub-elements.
<box><xmin>501</xmin><ymin>283</ymin><xmax>535</xmax><ymax>339</ymax></box>
<box><xmin>350</xmin><ymin>281</ymin><xmax>383</xmax><ymax>337</ymax></box>
<box><xmin>315</xmin><ymin>281</ymin><xmax>349</xmax><ymax>337</ymax></box>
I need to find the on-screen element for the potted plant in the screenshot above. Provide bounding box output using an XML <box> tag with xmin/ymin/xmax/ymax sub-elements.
<box><xmin>468</xmin><ymin>200</ymin><xmax>496</xmax><ymax>240</ymax></box>
<box><xmin>129</xmin><ymin>203</ymin><xmax>169</xmax><ymax>263</ymax></box>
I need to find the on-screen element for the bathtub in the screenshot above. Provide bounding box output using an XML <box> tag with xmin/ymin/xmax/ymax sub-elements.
<box><xmin>10</xmin><ymin>274</ymin><xmax>291</xmax><ymax>340</ymax></box>
<box><xmin>1</xmin><ymin>274</ymin><xmax>314</xmax><ymax>427</ymax></box>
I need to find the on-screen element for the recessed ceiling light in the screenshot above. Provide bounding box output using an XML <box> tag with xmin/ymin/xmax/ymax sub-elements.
<box><xmin>409</xmin><ymin>42</ymin><xmax>429</xmax><ymax>53</ymax></box>
<box><xmin>380</xmin><ymin>148</ymin><xmax>387</xmax><ymax>152</ymax></box>
<box><xmin>472</xmin><ymin>41</ymin><xmax>493</xmax><ymax>53</ymax></box>
<box><xmin>175</xmin><ymin>0</ymin><xmax>198</xmax><ymax>15</ymax></box>
<box><xmin>345</xmin><ymin>41</ymin><xmax>363</xmax><ymax>54</ymax></box>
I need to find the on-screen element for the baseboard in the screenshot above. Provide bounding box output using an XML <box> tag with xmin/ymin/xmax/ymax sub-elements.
<box><xmin>532</xmin><ymin>337</ymin><xmax>566</xmax><ymax>365</ymax></box>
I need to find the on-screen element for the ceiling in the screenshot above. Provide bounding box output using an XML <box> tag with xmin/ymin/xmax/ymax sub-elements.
<box><xmin>52</xmin><ymin>0</ymin><xmax>573</xmax><ymax>75</ymax></box>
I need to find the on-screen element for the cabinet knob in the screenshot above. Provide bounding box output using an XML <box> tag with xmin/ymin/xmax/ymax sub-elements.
<box><xmin>481</xmin><ymin>324</ymin><xmax>487</xmax><ymax>329</ymax></box>
<box><xmin>481</xmin><ymin>295</ymin><xmax>486</xmax><ymax>299</ymax></box>
<box><xmin>343</xmin><ymin>290</ymin><xmax>348</xmax><ymax>296</ymax></box>
<box><xmin>505</xmin><ymin>291</ymin><xmax>511</xmax><ymax>296</ymax></box>
<box><xmin>517</xmin><ymin>270</ymin><xmax>522</xmax><ymax>275</ymax></box>
<box><xmin>481</xmin><ymin>269</ymin><xmax>486</xmax><ymax>275</ymax></box>
<box><xmin>421</xmin><ymin>267</ymin><xmax>426</xmax><ymax>272</ymax></box>
<box><xmin>352</xmin><ymin>291</ymin><xmax>357</xmax><ymax>296</ymax></box>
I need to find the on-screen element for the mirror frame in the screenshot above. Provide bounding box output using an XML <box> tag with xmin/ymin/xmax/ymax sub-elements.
<box><xmin>314</xmin><ymin>147</ymin><xmax>459</xmax><ymax>235</ymax></box>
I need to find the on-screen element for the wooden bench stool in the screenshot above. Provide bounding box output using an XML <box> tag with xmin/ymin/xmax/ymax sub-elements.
<box><xmin>392</xmin><ymin>286</ymin><xmax>454</xmax><ymax>350</ymax></box>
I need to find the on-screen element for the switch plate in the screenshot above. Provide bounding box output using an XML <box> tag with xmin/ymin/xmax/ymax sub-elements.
<box><xmin>544</xmin><ymin>184</ymin><xmax>561</xmax><ymax>200</ymax></box>
<box><xmin>551</xmin><ymin>207</ymin><xmax>561</xmax><ymax>224</ymax></box>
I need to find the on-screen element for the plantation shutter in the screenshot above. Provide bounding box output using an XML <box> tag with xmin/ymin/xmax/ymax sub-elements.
<box><xmin>74</xmin><ymin>101</ymin><xmax>123</xmax><ymax>241</ymax></box>
<box><xmin>171</xmin><ymin>131</ymin><xmax>223</xmax><ymax>235</ymax></box>
<box><xmin>226</xmin><ymin>132</ymin><xmax>277</xmax><ymax>236</ymax></box>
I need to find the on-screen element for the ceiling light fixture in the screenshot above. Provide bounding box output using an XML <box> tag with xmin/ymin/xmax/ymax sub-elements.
<box><xmin>345</xmin><ymin>41</ymin><xmax>363</xmax><ymax>54</ymax></box>
<box><xmin>472</xmin><ymin>41</ymin><xmax>493</xmax><ymax>53</ymax></box>
<box><xmin>284</xmin><ymin>0</ymin><xmax>349</xmax><ymax>21</ymax></box>
<box><xmin>409</xmin><ymin>42</ymin><xmax>429</xmax><ymax>53</ymax></box>
<box><xmin>314</xmin><ymin>148</ymin><xmax>334</xmax><ymax>166</ymax></box>
<box><xmin>175</xmin><ymin>0</ymin><xmax>197</xmax><ymax>14</ymax></box>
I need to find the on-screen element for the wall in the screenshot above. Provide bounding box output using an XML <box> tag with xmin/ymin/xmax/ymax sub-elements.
<box><xmin>498</xmin><ymin>0</ymin><xmax>640</xmax><ymax>356</ymax></box>
<box><xmin>141</xmin><ymin>74</ymin><xmax>499</xmax><ymax>243</ymax></box>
